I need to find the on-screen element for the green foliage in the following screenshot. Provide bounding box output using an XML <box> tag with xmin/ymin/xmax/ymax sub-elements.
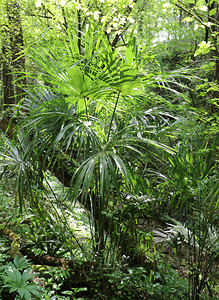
<box><xmin>23</xmin><ymin>210</ymin><xmax>71</xmax><ymax>257</ymax></box>
<box><xmin>9</xmin><ymin>20</ymin><xmax>177</xmax><ymax>263</ymax></box>
<box><xmin>154</xmin><ymin>214</ymin><xmax>219</xmax><ymax>299</ymax></box>
<box><xmin>0</xmin><ymin>135</ymin><xmax>41</xmax><ymax>213</ymax></box>
<box><xmin>152</xmin><ymin>131</ymin><xmax>219</xmax><ymax>299</ymax></box>
<box><xmin>88</xmin><ymin>255</ymin><xmax>189</xmax><ymax>299</ymax></box>
<box><xmin>19</xmin><ymin>201</ymin><xmax>91</xmax><ymax>260</ymax></box>
<box><xmin>0</xmin><ymin>2</ymin><xmax>219</xmax><ymax>299</ymax></box>
<box><xmin>42</xmin><ymin>266</ymin><xmax>71</xmax><ymax>295</ymax></box>
<box><xmin>155</xmin><ymin>132</ymin><xmax>219</xmax><ymax>212</ymax></box>
<box><xmin>0</xmin><ymin>256</ymin><xmax>43</xmax><ymax>300</ymax></box>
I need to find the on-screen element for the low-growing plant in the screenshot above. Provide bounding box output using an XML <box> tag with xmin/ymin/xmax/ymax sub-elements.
<box><xmin>87</xmin><ymin>255</ymin><xmax>189</xmax><ymax>299</ymax></box>
<box><xmin>0</xmin><ymin>256</ymin><xmax>43</xmax><ymax>300</ymax></box>
<box><xmin>42</xmin><ymin>266</ymin><xmax>71</xmax><ymax>293</ymax></box>
<box><xmin>22</xmin><ymin>210</ymin><xmax>71</xmax><ymax>257</ymax></box>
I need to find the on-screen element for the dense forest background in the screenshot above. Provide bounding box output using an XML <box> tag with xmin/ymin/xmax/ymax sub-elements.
<box><xmin>0</xmin><ymin>1</ymin><xmax>218</xmax><ymax>299</ymax></box>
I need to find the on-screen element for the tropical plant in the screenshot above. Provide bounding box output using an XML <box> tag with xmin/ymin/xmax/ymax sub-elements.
<box><xmin>88</xmin><ymin>258</ymin><xmax>189</xmax><ymax>300</ymax></box>
<box><xmin>0</xmin><ymin>256</ymin><xmax>42</xmax><ymax>299</ymax></box>
<box><xmin>0</xmin><ymin>17</ymin><xmax>187</xmax><ymax>271</ymax></box>
<box><xmin>153</xmin><ymin>132</ymin><xmax>219</xmax><ymax>213</ymax></box>
<box><xmin>0</xmin><ymin>135</ymin><xmax>36</xmax><ymax>212</ymax></box>
<box><xmin>0</xmin><ymin>2</ymin><xmax>218</xmax><ymax>300</ymax></box>
<box><xmin>14</xmin><ymin>21</ymin><xmax>177</xmax><ymax>261</ymax></box>
<box><xmin>153</xmin><ymin>132</ymin><xmax>219</xmax><ymax>299</ymax></box>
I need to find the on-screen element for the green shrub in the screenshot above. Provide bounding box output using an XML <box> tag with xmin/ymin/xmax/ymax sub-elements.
<box><xmin>0</xmin><ymin>256</ymin><xmax>43</xmax><ymax>299</ymax></box>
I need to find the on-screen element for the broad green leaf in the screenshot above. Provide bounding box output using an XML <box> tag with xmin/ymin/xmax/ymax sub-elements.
<box><xmin>209</xmin><ymin>8</ymin><xmax>217</xmax><ymax>16</ymax></box>
<box><xmin>183</xmin><ymin>17</ymin><xmax>193</xmax><ymax>23</ymax></box>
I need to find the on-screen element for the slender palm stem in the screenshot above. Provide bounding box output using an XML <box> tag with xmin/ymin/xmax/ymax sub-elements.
<box><xmin>107</xmin><ymin>91</ymin><xmax>121</xmax><ymax>142</ymax></box>
<box><xmin>84</xmin><ymin>96</ymin><xmax>89</xmax><ymax>120</ymax></box>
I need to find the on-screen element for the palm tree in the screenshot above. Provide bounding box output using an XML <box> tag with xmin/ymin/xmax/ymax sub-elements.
<box><xmin>1</xmin><ymin>22</ymin><xmax>175</xmax><ymax>262</ymax></box>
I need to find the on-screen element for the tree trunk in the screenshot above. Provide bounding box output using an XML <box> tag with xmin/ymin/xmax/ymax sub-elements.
<box><xmin>4</xmin><ymin>0</ymin><xmax>26</xmax><ymax>104</ymax></box>
<box><xmin>209</xmin><ymin>2</ymin><xmax>219</xmax><ymax>113</ymax></box>
<box><xmin>2</xmin><ymin>35</ymin><xmax>15</xmax><ymax>106</ymax></box>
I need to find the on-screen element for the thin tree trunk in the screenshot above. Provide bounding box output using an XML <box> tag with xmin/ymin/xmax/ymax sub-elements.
<box><xmin>6</xmin><ymin>0</ymin><xmax>26</xmax><ymax>103</ymax></box>
<box><xmin>2</xmin><ymin>37</ymin><xmax>15</xmax><ymax>106</ymax></box>
<box><xmin>210</xmin><ymin>2</ymin><xmax>219</xmax><ymax>112</ymax></box>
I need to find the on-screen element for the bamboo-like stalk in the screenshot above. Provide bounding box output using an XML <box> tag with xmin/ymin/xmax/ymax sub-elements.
<box><xmin>107</xmin><ymin>91</ymin><xmax>121</xmax><ymax>141</ymax></box>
